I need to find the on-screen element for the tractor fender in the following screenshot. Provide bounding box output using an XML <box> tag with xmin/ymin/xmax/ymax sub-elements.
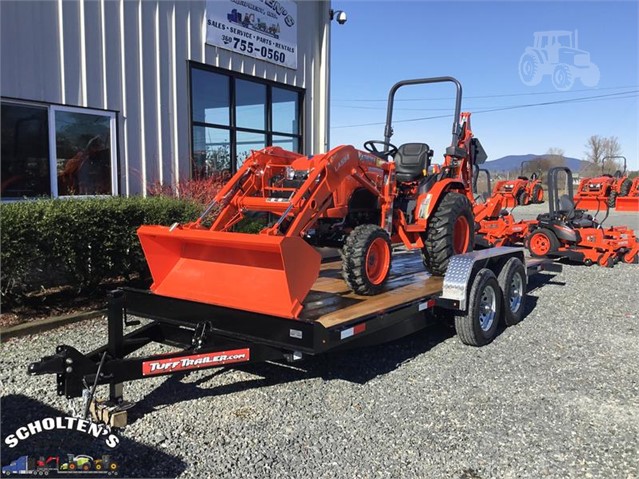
<box><xmin>415</xmin><ymin>179</ymin><xmax>466</xmax><ymax>222</ymax></box>
<box><xmin>523</xmin><ymin>46</ymin><xmax>545</xmax><ymax>63</ymax></box>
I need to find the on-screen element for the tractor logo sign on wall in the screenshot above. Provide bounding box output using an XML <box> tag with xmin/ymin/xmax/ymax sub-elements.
<box><xmin>518</xmin><ymin>30</ymin><xmax>600</xmax><ymax>91</ymax></box>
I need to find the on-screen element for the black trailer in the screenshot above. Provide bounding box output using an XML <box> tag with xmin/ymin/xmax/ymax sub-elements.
<box><xmin>29</xmin><ymin>247</ymin><xmax>559</xmax><ymax>423</ymax></box>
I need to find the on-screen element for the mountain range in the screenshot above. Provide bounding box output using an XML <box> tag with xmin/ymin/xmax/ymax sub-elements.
<box><xmin>483</xmin><ymin>154</ymin><xmax>590</xmax><ymax>173</ymax></box>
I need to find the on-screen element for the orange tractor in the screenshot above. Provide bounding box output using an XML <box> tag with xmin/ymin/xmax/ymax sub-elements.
<box><xmin>138</xmin><ymin>76</ymin><xmax>487</xmax><ymax>318</ymax></box>
<box><xmin>490</xmin><ymin>160</ymin><xmax>544</xmax><ymax>207</ymax></box>
<box><xmin>574</xmin><ymin>155</ymin><xmax>631</xmax><ymax>210</ymax></box>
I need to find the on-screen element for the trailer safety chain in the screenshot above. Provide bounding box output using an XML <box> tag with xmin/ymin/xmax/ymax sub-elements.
<box><xmin>82</xmin><ymin>351</ymin><xmax>107</xmax><ymax>420</ymax></box>
<box><xmin>192</xmin><ymin>321</ymin><xmax>214</xmax><ymax>349</ymax></box>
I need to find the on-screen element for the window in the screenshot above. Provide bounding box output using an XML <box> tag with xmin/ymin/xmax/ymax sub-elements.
<box><xmin>1</xmin><ymin>100</ymin><xmax>118</xmax><ymax>200</ymax></box>
<box><xmin>190</xmin><ymin>65</ymin><xmax>302</xmax><ymax>176</ymax></box>
<box><xmin>1</xmin><ymin>103</ymin><xmax>51</xmax><ymax>198</ymax></box>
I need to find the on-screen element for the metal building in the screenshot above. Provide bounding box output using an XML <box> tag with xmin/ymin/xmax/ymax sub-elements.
<box><xmin>1</xmin><ymin>0</ymin><xmax>331</xmax><ymax>199</ymax></box>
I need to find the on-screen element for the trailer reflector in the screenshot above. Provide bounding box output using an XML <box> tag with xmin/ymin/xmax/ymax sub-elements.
<box><xmin>418</xmin><ymin>299</ymin><xmax>436</xmax><ymax>311</ymax></box>
<box><xmin>142</xmin><ymin>348</ymin><xmax>250</xmax><ymax>376</ymax></box>
<box><xmin>340</xmin><ymin>323</ymin><xmax>366</xmax><ymax>340</ymax></box>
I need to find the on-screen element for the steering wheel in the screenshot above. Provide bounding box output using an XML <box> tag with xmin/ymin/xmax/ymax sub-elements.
<box><xmin>363</xmin><ymin>140</ymin><xmax>398</xmax><ymax>158</ymax></box>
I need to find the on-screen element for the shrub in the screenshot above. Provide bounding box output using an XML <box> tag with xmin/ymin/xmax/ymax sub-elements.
<box><xmin>0</xmin><ymin>197</ymin><xmax>199</xmax><ymax>307</ymax></box>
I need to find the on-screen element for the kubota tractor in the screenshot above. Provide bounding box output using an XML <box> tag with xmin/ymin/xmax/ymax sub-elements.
<box><xmin>490</xmin><ymin>160</ymin><xmax>544</xmax><ymax>207</ymax></box>
<box><xmin>526</xmin><ymin>167</ymin><xmax>638</xmax><ymax>267</ymax></box>
<box><xmin>138</xmin><ymin>76</ymin><xmax>487</xmax><ymax>318</ymax></box>
<box><xmin>574</xmin><ymin>155</ymin><xmax>632</xmax><ymax>210</ymax></box>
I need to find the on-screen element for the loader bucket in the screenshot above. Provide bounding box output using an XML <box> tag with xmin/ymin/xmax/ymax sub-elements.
<box><xmin>137</xmin><ymin>226</ymin><xmax>322</xmax><ymax>319</ymax></box>
<box><xmin>615</xmin><ymin>196</ymin><xmax>639</xmax><ymax>212</ymax></box>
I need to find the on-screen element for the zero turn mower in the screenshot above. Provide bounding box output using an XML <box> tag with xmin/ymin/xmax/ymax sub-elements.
<box><xmin>526</xmin><ymin>166</ymin><xmax>638</xmax><ymax>266</ymax></box>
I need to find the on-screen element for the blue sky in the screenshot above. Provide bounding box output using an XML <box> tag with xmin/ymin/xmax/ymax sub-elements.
<box><xmin>328</xmin><ymin>1</ymin><xmax>639</xmax><ymax>170</ymax></box>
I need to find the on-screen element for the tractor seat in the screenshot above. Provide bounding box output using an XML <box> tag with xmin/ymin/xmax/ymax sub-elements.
<box><xmin>394</xmin><ymin>143</ymin><xmax>432</xmax><ymax>183</ymax></box>
<box><xmin>558</xmin><ymin>195</ymin><xmax>595</xmax><ymax>227</ymax></box>
<box><xmin>518</xmin><ymin>176</ymin><xmax>529</xmax><ymax>181</ymax></box>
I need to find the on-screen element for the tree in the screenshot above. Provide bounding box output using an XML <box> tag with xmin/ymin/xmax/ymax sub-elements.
<box><xmin>583</xmin><ymin>135</ymin><xmax>623</xmax><ymax>175</ymax></box>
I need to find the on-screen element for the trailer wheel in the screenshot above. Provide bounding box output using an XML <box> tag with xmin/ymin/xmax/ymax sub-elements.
<box><xmin>527</xmin><ymin>228</ymin><xmax>559</xmax><ymax>258</ymax></box>
<box><xmin>498</xmin><ymin>258</ymin><xmax>527</xmax><ymax>326</ymax></box>
<box><xmin>455</xmin><ymin>268</ymin><xmax>502</xmax><ymax>346</ymax></box>
<box><xmin>532</xmin><ymin>184</ymin><xmax>544</xmax><ymax>203</ymax></box>
<box><xmin>342</xmin><ymin>224</ymin><xmax>392</xmax><ymax>295</ymax></box>
<box><xmin>422</xmin><ymin>192</ymin><xmax>474</xmax><ymax>276</ymax></box>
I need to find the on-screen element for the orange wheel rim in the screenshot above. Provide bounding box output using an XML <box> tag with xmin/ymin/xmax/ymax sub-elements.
<box><xmin>453</xmin><ymin>216</ymin><xmax>470</xmax><ymax>254</ymax></box>
<box><xmin>530</xmin><ymin>233</ymin><xmax>550</xmax><ymax>255</ymax></box>
<box><xmin>366</xmin><ymin>238</ymin><xmax>390</xmax><ymax>285</ymax></box>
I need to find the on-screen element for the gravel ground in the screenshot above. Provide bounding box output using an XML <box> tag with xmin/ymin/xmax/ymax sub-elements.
<box><xmin>2</xmin><ymin>207</ymin><xmax>638</xmax><ymax>479</ymax></box>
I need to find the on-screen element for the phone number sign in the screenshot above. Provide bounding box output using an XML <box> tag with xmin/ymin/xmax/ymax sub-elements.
<box><xmin>206</xmin><ymin>0</ymin><xmax>297</xmax><ymax>70</ymax></box>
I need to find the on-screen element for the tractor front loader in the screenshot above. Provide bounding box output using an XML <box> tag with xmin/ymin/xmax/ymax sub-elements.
<box><xmin>574</xmin><ymin>155</ymin><xmax>631</xmax><ymax>210</ymax></box>
<box><xmin>138</xmin><ymin>77</ymin><xmax>485</xmax><ymax>319</ymax></box>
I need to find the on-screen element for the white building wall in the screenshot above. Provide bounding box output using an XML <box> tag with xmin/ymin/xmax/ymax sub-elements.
<box><xmin>0</xmin><ymin>0</ymin><xmax>331</xmax><ymax>195</ymax></box>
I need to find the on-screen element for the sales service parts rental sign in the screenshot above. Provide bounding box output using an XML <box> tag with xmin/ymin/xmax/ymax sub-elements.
<box><xmin>206</xmin><ymin>0</ymin><xmax>297</xmax><ymax>70</ymax></box>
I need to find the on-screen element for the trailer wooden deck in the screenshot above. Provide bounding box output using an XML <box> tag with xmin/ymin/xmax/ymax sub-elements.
<box><xmin>300</xmin><ymin>251</ymin><xmax>443</xmax><ymax>327</ymax></box>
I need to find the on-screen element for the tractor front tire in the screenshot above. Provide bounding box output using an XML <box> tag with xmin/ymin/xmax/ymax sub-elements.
<box><xmin>516</xmin><ymin>189</ymin><xmax>529</xmax><ymax>205</ymax></box>
<box><xmin>421</xmin><ymin>192</ymin><xmax>474</xmax><ymax>276</ymax></box>
<box><xmin>607</xmin><ymin>190</ymin><xmax>618</xmax><ymax>208</ymax></box>
<box><xmin>532</xmin><ymin>184</ymin><xmax>544</xmax><ymax>204</ymax></box>
<box><xmin>619</xmin><ymin>179</ymin><xmax>632</xmax><ymax>197</ymax></box>
<box><xmin>342</xmin><ymin>224</ymin><xmax>392</xmax><ymax>295</ymax></box>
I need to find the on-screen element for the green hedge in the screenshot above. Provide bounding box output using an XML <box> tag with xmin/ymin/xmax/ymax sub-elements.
<box><xmin>1</xmin><ymin>197</ymin><xmax>200</xmax><ymax>307</ymax></box>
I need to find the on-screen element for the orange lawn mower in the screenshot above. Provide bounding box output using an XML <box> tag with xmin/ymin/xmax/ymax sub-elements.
<box><xmin>490</xmin><ymin>160</ymin><xmax>544</xmax><ymax>208</ymax></box>
<box><xmin>615</xmin><ymin>175</ymin><xmax>639</xmax><ymax>212</ymax></box>
<box><xmin>137</xmin><ymin>76</ymin><xmax>487</xmax><ymax>319</ymax></box>
<box><xmin>526</xmin><ymin>166</ymin><xmax>638</xmax><ymax>267</ymax></box>
<box><xmin>573</xmin><ymin>155</ymin><xmax>632</xmax><ymax>210</ymax></box>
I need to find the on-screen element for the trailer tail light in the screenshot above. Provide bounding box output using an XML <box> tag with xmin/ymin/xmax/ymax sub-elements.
<box><xmin>142</xmin><ymin>348</ymin><xmax>250</xmax><ymax>376</ymax></box>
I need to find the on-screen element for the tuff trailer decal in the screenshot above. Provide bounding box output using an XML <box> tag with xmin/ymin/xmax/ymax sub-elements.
<box><xmin>142</xmin><ymin>349</ymin><xmax>251</xmax><ymax>376</ymax></box>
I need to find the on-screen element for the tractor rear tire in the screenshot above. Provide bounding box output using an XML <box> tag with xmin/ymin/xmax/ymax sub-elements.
<box><xmin>421</xmin><ymin>192</ymin><xmax>474</xmax><ymax>276</ymax></box>
<box><xmin>607</xmin><ymin>190</ymin><xmax>618</xmax><ymax>208</ymax></box>
<box><xmin>455</xmin><ymin>268</ymin><xmax>502</xmax><ymax>346</ymax></box>
<box><xmin>498</xmin><ymin>257</ymin><xmax>527</xmax><ymax>326</ymax></box>
<box><xmin>527</xmin><ymin>228</ymin><xmax>559</xmax><ymax>258</ymax></box>
<box><xmin>532</xmin><ymin>184</ymin><xmax>544</xmax><ymax>204</ymax></box>
<box><xmin>342</xmin><ymin>224</ymin><xmax>392</xmax><ymax>295</ymax></box>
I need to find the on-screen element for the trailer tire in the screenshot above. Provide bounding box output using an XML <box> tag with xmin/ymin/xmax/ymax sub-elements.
<box><xmin>422</xmin><ymin>192</ymin><xmax>474</xmax><ymax>276</ymax></box>
<box><xmin>342</xmin><ymin>224</ymin><xmax>392</xmax><ymax>295</ymax></box>
<box><xmin>455</xmin><ymin>268</ymin><xmax>502</xmax><ymax>346</ymax></box>
<box><xmin>498</xmin><ymin>257</ymin><xmax>527</xmax><ymax>326</ymax></box>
